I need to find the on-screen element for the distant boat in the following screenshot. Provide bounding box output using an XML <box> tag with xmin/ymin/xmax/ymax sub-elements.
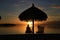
<box><xmin>0</xmin><ymin>16</ymin><xmax>1</xmax><ymax>20</ymax></box>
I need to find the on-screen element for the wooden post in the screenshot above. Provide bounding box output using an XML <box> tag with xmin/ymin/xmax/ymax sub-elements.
<box><xmin>32</xmin><ymin>20</ymin><xmax>34</xmax><ymax>34</ymax></box>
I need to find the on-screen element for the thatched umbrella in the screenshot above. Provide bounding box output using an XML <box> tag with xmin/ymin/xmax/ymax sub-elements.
<box><xmin>19</xmin><ymin>4</ymin><xmax>48</xmax><ymax>34</ymax></box>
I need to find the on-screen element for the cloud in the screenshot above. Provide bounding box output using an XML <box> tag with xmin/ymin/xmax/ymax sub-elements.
<box><xmin>51</xmin><ymin>5</ymin><xmax>60</xmax><ymax>9</ymax></box>
<box><xmin>19</xmin><ymin>0</ymin><xmax>27</xmax><ymax>3</ymax></box>
<box><xmin>38</xmin><ymin>6</ymin><xmax>46</xmax><ymax>10</ymax></box>
<box><xmin>47</xmin><ymin>15</ymin><xmax>60</xmax><ymax>22</ymax></box>
<box><xmin>13</xmin><ymin>3</ymin><xmax>20</xmax><ymax>7</ymax></box>
<box><xmin>12</xmin><ymin>0</ymin><xmax>29</xmax><ymax>7</ymax></box>
<box><xmin>46</xmin><ymin>21</ymin><xmax>60</xmax><ymax>28</ymax></box>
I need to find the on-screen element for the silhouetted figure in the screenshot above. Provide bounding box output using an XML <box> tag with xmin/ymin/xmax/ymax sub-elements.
<box><xmin>36</xmin><ymin>25</ymin><xmax>44</xmax><ymax>34</ymax></box>
<box><xmin>25</xmin><ymin>25</ymin><xmax>32</xmax><ymax>33</ymax></box>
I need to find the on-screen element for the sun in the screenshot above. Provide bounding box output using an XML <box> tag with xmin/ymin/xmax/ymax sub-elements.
<box><xmin>27</xmin><ymin>21</ymin><xmax>33</xmax><ymax>27</ymax></box>
<box><xmin>28</xmin><ymin>21</ymin><xmax>32</xmax><ymax>24</ymax></box>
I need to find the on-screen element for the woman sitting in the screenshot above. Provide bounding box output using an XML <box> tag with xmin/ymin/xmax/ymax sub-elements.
<box><xmin>25</xmin><ymin>25</ymin><xmax>32</xmax><ymax>33</ymax></box>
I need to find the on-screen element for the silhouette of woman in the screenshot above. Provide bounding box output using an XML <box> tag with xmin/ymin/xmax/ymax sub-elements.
<box><xmin>25</xmin><ymin>25</ymin><xmax>32</xmax><ymax>33</ymax></box>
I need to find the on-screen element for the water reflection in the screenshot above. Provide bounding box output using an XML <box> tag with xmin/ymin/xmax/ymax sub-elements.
<box><xmin>0</xmin><ymin>24</ymin><xmax>38</xmax><ymax>34</ymax></box>
<box><xmin>0</xmin><ymin>24</ymin><xmax>27</xmax><ymax>34</ymax></box>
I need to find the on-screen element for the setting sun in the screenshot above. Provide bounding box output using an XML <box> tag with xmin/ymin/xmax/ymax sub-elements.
<box><xmin>27</xmin><ymin>21</ymin><xmax>33</xmax><ymax>27</ymax></box>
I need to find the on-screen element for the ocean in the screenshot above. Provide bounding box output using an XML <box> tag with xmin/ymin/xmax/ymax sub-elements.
<box><xmin>0</xmin><ymin>24</ymin><xmax>60</xmax><ymax>34</ymax></box>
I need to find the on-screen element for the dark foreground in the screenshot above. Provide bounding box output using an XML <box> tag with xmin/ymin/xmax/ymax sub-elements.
<box><xmin>0</xmin><ymin>34</ymin><xmax>60</xmax><ymax>40</ymax></box>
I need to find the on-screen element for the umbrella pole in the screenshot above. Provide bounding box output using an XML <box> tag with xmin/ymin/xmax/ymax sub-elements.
<box><xmin>32</xmin><ymin>20</ymin><xmax>34</xmax><ymax>34</ymax></box>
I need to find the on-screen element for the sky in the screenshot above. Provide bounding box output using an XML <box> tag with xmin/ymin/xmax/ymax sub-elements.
<box><xmin>0</xmin><ymin>0</ymin><xmax>60</xmax><ymax>24</ymax></box>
